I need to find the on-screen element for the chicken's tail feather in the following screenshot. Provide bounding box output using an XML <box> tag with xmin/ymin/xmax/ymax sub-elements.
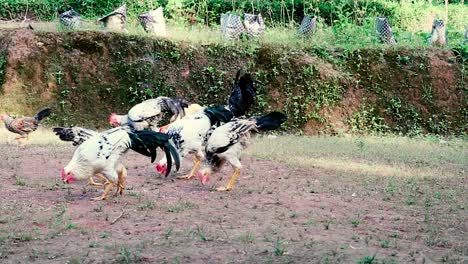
<box><xmin>255</xmin><ymin>111</ymin><xmax>287</xmax><ymax>131</ymax></box>
<box><xmin>228</xmin><ymin>71</ymin><xmax>258</xmax><ymax>117</ymax></box>
<box><xmin>162</xmin><ymin>141</ymin><xmax>180</xmax><ymax>177</ymax></box>
<box><xmin>34</xmin><ymin>108</ymin><xmax>51</xmax><ymax>121</ymax></box>
<box><xmin>129</xmin><ymin>130</ymin><xmax>180</xmax><ymax>177</ymax></box>
<box><xmin>53</xmin><ymin>126</ymin><xmax>97</xmax><ymax>146</ymax></box>
<box><xmin>160</xmin><ymin>97</ymin><xmax>189</xmax><ymax>122</ymax></box>
<box><xmin>235</xmin><ymin>69</ymin><xmax>241</xmax><ymax>84</ymax></box>
<box><xmin>53</xmin><ymin>127</ymin><xmax>75</xmax><ymax>142</ymax></box>
<box><xmin>204</xmin><ymin>106</ymin><xmax>234</xmax><ymax>126</ymax></box>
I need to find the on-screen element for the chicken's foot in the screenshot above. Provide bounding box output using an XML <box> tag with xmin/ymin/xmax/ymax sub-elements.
<box><xmin>216</xmin><ymin>168</ymin><xmax>241</xmax><ymax>192</ymax></box>
<box><xmin>91</xmin><ymin>182</ymin><xmax>114</xmax><ymax>201</ymax></box>
<box><xmin>115</xmin><ymin>166</ymin><xmax>127</xmax><ymax>196</ymax></box>
<box><xmin>177</xmin><ymin>156</ymin><xmax>201</xmax><ymax>180</ymax></box>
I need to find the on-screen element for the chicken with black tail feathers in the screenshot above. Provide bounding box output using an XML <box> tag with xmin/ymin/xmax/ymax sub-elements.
<box><xmin>228</xmin><ymin>69</ymin><xmax>262</xmax><ymax>117</ymax></box>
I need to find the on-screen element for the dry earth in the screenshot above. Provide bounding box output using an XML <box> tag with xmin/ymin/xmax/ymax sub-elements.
<box><xmin>0</xmin><ymin>133</ymin><xmax>466</xmax><ymax>263</ymax></box>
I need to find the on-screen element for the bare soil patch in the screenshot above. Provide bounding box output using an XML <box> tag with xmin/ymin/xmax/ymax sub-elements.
<box><xmin>0</xmin><ymin>143</ymin><xmax>465</xmax><ymax>263</ymax></box>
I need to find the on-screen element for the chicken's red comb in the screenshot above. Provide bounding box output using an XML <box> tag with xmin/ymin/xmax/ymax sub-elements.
<box><xmin>109</xmin><ymin>113</ymin><xmax>117</xmax><ymax>122</ymax></box>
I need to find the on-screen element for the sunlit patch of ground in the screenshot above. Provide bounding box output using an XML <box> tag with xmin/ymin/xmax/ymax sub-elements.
<box><xmin>0</xmin><ymin>132</ymin><xmax>466</xmax><ymax>263</ymax></box>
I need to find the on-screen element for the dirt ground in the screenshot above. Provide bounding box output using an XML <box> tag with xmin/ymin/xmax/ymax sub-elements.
<box><xmin>0</xmin><ymin>143</ymin><xmax>465</xmax><ymax>264</ymax></box>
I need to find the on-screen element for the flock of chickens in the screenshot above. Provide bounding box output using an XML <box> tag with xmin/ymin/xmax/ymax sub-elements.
<box><xmin>1</xmin><ymin>70</ymin><xmax>287</xmax><ymax>200</ymax></box>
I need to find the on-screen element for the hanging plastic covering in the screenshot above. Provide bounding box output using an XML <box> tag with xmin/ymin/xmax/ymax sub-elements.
<box><xmin>221</xmin><ymin>13</ymin><xmax>246</xmax><ymax>39</ymax></box>
<box><xmin>139</xmin><ymin>7</ymin><xmax>167</xmax><ymax>36</ymax></box>
<box><xmin>98</xmin><ymin>4</ymin><xmax>127</xmax><ymax>32</ymax></box>
<box><xmin>298</xmin><ymin>16</ymin><xmax>317</xmax><ymax>36</ymax></box>
<box><xmin>375</xmin><ymin>17</ymin><xmax>396</xmax><ymax>44</ymax></box>
<box><xmin>243</xmin><ymin>13</ymin><xmax>265</xmax><ymax>37</ymax></box>
<box><xmin>59</xmin><ymin>9</ymin><xmax>81</xmax><ymax>29</ymax></box>
<box><xmin>429</xmin><ymin>19</ymin><xmax>447</xmax><ymax>46</ymax></box>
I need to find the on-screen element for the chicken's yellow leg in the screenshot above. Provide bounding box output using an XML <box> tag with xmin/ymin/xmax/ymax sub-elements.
<box><xmin>115</xmin><ymin>166</ymin><xmax>127</xmax><ymax>195</ymax></box>
<box><xmin>177</xmin><ymin>156</ymin><xmax>202</xmax><ymax>180</ymax></box>
<box><xmin>88</xmin><ymin>177</ymin><xmax>104</xmax><ymax>186</ymax></box>
<box><xmin>94</xmin><ymin>173</ymin><xmax>111</xmax><ymax>185</ymax></box>
<box><xmin>216</xmin><ymin>168</ymin><xmax>241</xmax><ymax>192</ymax></box>
<box><xmin>91</xmin><ymin>182</ymin><xmax>115</xmax><ymax>201</ymax></box>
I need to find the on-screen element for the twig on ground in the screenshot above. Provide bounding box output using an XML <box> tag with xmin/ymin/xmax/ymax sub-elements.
<box><xmin>111</xmin><ymin>202</ymin><xmax>128</xmax><ymax>225</ymax></box>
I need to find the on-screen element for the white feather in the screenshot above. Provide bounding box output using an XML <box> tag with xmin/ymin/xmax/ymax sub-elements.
<box><xmin>64</xmin><ymin>127</ymin><xmax>131</xmax><ymax>183</ymax></box>
<box><xmin>128</xmin><ymin>98</ymin><xmax>163</xmax><ymax>122</ymax></box>
<box><xmin>157</xmin><ymin>109</ymin><xmax>212</xmax><ymax>166</ymax></box>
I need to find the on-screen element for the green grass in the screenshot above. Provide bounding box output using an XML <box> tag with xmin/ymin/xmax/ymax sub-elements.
<box><xmin>246</xmin><ymin>135</ymin><xmax>467</xmax><ymax>179</ymax></box>
<box><xmin>167</xmin><ymin>201</ymin><xmax>195</xmax><ymax>213</ymax></box>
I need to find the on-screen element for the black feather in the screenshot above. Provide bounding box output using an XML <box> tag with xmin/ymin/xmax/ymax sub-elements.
<box><xmin>128</xmin><ymin>130</ymin><xmax>180</xmax><ymax>176</ymax></box>
<box><xmin>34</xmin><ymin>108</ymin><xmax>52</xmax><ymax>121</ymax></box>
<box><xmin>128</xmin><ymin>133</ymin><xmax>152</xmax><ymax>158</ymax></box>
<box><xmin>160</xmin><ymin>97</ymin><xmax>188</xmax><ymax>122</ymax></box>
<box><xmin>255</xmin><ymin>111</ymin><xmax>288</xmax><ymax>131</ymax></box>
<box><xmin>235</xmin><ymin>69</ymin><xmax>241</xmax><ymax>83</ymax></box>
<box><xmin>166</xmin><ymin>142</ymin><xmax>180</xmax><ymax>171</ymax></box>
<box><xmin>203</xmin><ymin>106</ymin><xmax>234</xmax><ymax>126</ymax></box>
<box><xmin>163</xmin><ymin>145</ymin><xmax>173</xmax><ymax>177</ymax></box>
<box><xmin>228</xmin><ymin>72</ymin><xmax>257</xmax><ymax>117</ymax></box>
<box><xmin>53</xmin><ymin>127</ymin><xmax>74</xmax><ymax>141</ymax></box>
<box><xmin>53</xmin><ymin>126</ymin><xmax>96</xmax><ymax>146</ymax></box>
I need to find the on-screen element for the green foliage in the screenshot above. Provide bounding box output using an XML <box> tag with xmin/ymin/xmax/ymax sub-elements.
<box><xmin>348</xmin><ymin>104</ymin><xmax>389</xmax><ymax>134</ymax></box>
<box><xmin>183</xmin><ymin>0</ymin><xmax>396</xmax><ymax>27</ymax></box>
<box><xmin>273</xmin><ymin>237</ymin><xmax>286</xmax><ymax>256</ymax></box>
<box><xmin>2</xmin><ymin>28</ymin><xmax>466</xmax><ymax>134</ymax></box>
<box><xmin>192</xmin><ymin>66</ymin><xmax>227</xmax><ymax>106</ymax></box>
<box><xmin>0</xmin><ymin>0</ymin><xmax>168</xmax><ymax>21</ymax></box>
<box><xmin>385</xmin><ymin>97</ymin><xmax>423</xmax><ymax>135</ymax></box>
<box><xmin>358</xmin><ymin>255</ymin><xmax>377</xmax><ymax>264</ymax></box>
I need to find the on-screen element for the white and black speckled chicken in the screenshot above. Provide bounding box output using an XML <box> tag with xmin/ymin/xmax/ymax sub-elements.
<box><xmin>53</xmin><ymin>126</ymin><xmax>99</xmax><ymax>146</ymax></box>
<box><xmin>155</xmin><ymin>70</ymin><xmax>260</xmax><ymax>180</ymax></box>
<box><xmin>0</xmin><ymin>108</ymin><xmax>51</xmax><ymax>143</ymax></box>
<box><xmin>53</xmin><ymin>126</ymin><xmax>111</xmax><ymax>186</ymax></box>
<box><xmin>109</xmin><ymin>97</ymin><xmax>189</xmax><ymax>131</ymax></box>
<box><xmin>198</xmin><ymin>111</ymin><xmax>287</xmax><ymax>191</ymax></box>
<box><xmin>60</xmin><ymin>126</ymin><xmax>180</xmax><ymax>200</ymax></box>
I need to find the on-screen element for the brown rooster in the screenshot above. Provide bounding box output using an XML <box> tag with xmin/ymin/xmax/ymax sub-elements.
<box><xmin>0</xmin><ymin>108</ymin><xmax>51</xmax><ymax>143</ymax></box>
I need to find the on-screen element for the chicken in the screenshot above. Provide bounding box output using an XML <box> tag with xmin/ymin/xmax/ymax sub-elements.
<box><xmin>228</xmin><ymin>70</ymin><xmax>259</xmax><ymax>117</ymax></box>
<box><xmin>53</xmin><ymin>126</ymin><xmax>107</xmax><ymax>185</ymax></box>
<box><xmin>0</xmin><ymin>108</ymin><xmax>51</xmax><ymax>144</ymax></box>
<box><xmin>155</xmin><ymin>70</ymin><xmax>260</xmax><ymax>179</ymax></box>
<box><xmin>53</xmin><ymin>102</ymin><xmax>204</xmax><ymax>146</ymax></box>
<box><xmin>198</xmin><ymin>111</ymin><xmax>287</xmax><ymax>191</ymax></box>
<box><xmin>61</xmin><ymin>126</ymin><xmax>180</xmax><ymax>200</ymax></box>
<box><xmin>158</xmin><ymin>103</ymin><xmax>205</xmax><ymax>133</ymax></box>
<box><xmin>155</xmin><ymin>106</ymin><xmax>234</xmax><ymax>179</ymax></box>
<box><xmin>53</xmin><ymin>126</ymin><xmax>99</xmax><ymax>146</ymax></box>
<box><xmin>109</xmin><ymin>97</ymin><xmax>189</xmax><ymax>131</ymax></box>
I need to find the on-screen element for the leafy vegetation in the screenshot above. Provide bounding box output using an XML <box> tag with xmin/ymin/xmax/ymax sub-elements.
<box><xmin>0</xmin><ymin>1</ymin><xmax>466</xmax><ymax>136</ymax></box>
